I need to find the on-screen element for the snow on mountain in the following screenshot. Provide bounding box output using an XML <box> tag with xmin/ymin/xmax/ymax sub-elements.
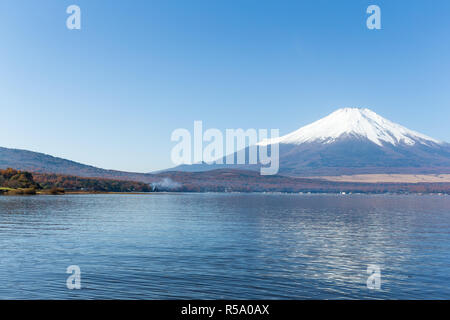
<box><xmin>259</xmin><ymin>108</ymin><xmax>441</xmax><ymax>147</ymax></box>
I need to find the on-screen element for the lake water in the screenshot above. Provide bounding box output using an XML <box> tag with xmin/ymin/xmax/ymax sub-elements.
<box><xmin>0</xmin><ymin>193</ymin><xmax>449</xmax><ymax>299</ymax></box>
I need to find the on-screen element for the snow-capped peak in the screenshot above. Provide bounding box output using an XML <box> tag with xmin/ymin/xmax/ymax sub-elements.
<box><xmin>259</xmin><ymin>108</ymin><xmax>440</xmax><ymax>147</ymax></box>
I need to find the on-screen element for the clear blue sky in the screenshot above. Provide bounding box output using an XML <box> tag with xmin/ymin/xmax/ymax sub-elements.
<box><xmin>1</xmin><ymin>0</ymin><xmax>449</xmax><ymax>172</ymax></box>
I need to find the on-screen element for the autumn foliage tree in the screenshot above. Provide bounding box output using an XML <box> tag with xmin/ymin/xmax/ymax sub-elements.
<box><xmin>0</xmin><ymin>168</ymin><xmax>41</xmax><ymax>189</ymax></box>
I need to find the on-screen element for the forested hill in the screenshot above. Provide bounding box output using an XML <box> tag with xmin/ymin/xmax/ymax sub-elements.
<box><xmin>0</xmin><ymin>168</ymin><xmax>40</xmax><ymax>189</ymax></box>
<box><xmin>0</xmin><ymin>168</ymin><xmax>152</xmax><ymax>194</ymax></box>
<box><xmin>33</xmin><ymin>173</ymin><xmax>152</xmax><ymax>192</ymax></box>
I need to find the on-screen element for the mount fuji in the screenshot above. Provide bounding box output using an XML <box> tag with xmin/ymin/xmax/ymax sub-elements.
<box><xmin>172</xmin><ymin>108</ymin><xmax>450</xmax><ymax>176</ymax></box>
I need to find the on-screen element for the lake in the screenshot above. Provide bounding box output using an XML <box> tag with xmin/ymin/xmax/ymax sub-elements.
<box><xmin>0</xmin><ymin>193</ymin><xmax>449</xmax><ymax>299</ymax></box>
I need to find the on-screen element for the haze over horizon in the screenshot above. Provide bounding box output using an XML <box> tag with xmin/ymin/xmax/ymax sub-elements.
<box><xmin>1</xmin><ymin>0</ymin><xmax>449</xmax><ymax>172</ymax></box>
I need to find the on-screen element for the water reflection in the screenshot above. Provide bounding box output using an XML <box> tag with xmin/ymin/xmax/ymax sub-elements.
<box><xmin>0</xmin><ymin>194</ymin><xmax>449</xmax><ymax>299</ymax></box>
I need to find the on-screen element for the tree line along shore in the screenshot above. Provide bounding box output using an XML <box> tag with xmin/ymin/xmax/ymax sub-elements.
<box><xmin>1</xmin><ymin>167</ymin><xmax>450</xmax><ymax>195</ymax></box>
<box><xmin>0</xmin><ymin>168</ymin><xmax>153</xmax><ymax>195</ymax></box>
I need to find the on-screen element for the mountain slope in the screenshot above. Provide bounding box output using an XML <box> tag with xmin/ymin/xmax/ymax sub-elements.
<box><xmin>0</xmin><ymin>146</ymin><xmax>155</xmax><ymax>182</ymax></box>
<box><xmin>275</xmin><ymin>136</ymin><xmax>450</xmax><ymax>175</ymax></box>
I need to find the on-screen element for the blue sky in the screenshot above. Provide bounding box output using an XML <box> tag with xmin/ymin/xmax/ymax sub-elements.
<box><xmin>1</xmin><ymin>0</ymin><xmax>449</xmax><ymax>172</ymax></box>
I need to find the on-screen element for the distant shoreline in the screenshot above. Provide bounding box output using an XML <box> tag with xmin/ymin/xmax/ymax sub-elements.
<box><xmin>310</xmin><ymin>173</ymin><xmax>450</xmax><ymax>183</ymax></box>
<box><xmin>3</xmin><ymin>190</ymin><xmax>446</xmax><ymax>196</ymax></box>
